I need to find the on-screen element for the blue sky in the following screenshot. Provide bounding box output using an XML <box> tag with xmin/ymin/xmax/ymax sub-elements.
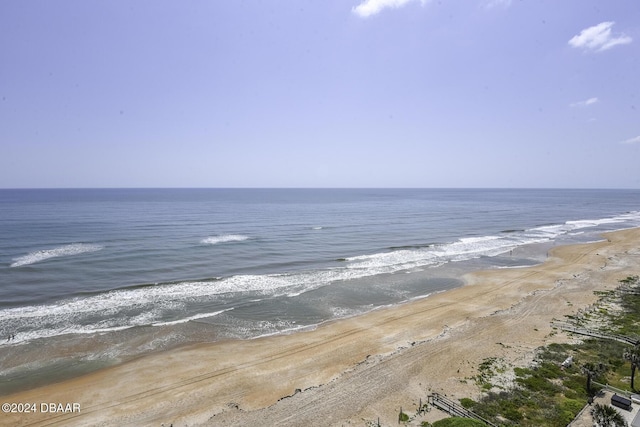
<box><xmin>1</xmin><ymin>0</ymin><xmax>638</xmax><ymax>188</ymax></box>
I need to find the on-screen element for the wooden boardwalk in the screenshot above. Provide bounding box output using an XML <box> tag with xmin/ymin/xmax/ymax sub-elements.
<box><xmin>427</xmin><ymin>392</ymin><xmax>498</xmax><ymax>426</ymax></box>
<box><xmin>551</xmin><ymin>322</ymin><xmax>639</xmax><ymax>346</ymax></box>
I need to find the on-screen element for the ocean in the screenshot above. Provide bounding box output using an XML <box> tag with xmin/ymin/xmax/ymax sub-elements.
<box><xmin>1</xmin><ymin>188</ymin><xmax>639</xmax><ymax>392</ymax></box>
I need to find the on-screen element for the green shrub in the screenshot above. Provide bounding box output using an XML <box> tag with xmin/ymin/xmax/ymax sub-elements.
<box><xmin>502</xmin><ymin>406</ymin><xmax>523</xmax><ymax>422</ymax></box>
<box><xmin>516</xmin><ymin>373</ymin><xmax>560</xmax><ymax>394</ymax></box>
<box><xmin>432</xmin><ymin>277</ymin><xmax>640</xmax><ymax>426</ymax></box>
<box><xmin>432</xmin><ymin>418</ymin><xmax>485</xmax><ymax>427</ymax></box>
<box><xmin>538</xmin><ymin>361</ymin><xmax>562</xmax><ymax>379</ymax></box>
<box><xmin>561</xmin><ymin>398</ymin><xmax>584</xmax><ymax>415</ymax></box>
<box><xmin>459</xmin><ymin>397</ymin><xmax>476</xmax><ymax>409</ymax></box>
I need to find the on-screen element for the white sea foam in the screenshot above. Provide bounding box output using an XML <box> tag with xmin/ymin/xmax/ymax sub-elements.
<box><xmin>345</xmin><ymin>234</ymin><xmax>518</xmax><ymax>273</ymax></box>
<box><xmin>341</xmin><ymin>212</ymin><xmax>640</xmax><ymax>275</ymax></box>
<box><xmin>10</xmin><ymin>243</ymin><xmax>103</xmax><ymax>267</ymax></box>
<box><xmin>152</xmin><ymin>309</ymin><xmax>232</xmax><ymax>326</ymax></box>
<box><xmin>330</xmin><ymin>306</ymin><xmax>368</xmax><ymax>319</ymax></box>
<box><xmin>4</xmin><ymin>210</ymin><xmax>640</xmax><ymax>343</ymax></box>
<box><xmin>0</xmin><ymin>263</ymin><xmax>382</xmax><ymax>342</ymax></box>
<box><xmin>250</xmin><ymin>321</ymin><xmax>314</xmax><ymax>339</ymax></box>
<box><xmin>200</xmin><ymin>235</ymin><xmax>249</xmax><ymax>245</ymax></box>
<box><xmin>526</xmin><ymin>212</ymin><xmax>640</xmax><ymax>239</ymax></box>
<box><xmin>0</xmin><ymin>272</ymin><xmax>322</xmax><ymax>342</ymax></box>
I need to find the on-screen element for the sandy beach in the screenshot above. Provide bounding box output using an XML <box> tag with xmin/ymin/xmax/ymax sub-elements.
<box><xmin>3</xmin><ymin>227</ymin><xmax>640</xmax><ymax>427</ymax></box>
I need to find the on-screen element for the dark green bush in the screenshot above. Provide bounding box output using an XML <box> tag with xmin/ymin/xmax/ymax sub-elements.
<box><xmin>458</xmin><ymin>397</ymin><xmax>476</xmax><ymax>409</ymax></box>
<box><xmin>432</xmin><ymin>418</ymin><xmax>485</xmax><ymax>427</ymax></box>
<box><xmin>429</xmin><ymin>278</ymin><xmax>640</xmax><ymax>427</ymax></box>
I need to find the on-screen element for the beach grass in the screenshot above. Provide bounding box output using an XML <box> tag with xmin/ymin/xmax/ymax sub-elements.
<box><xmin>454</xmin><ymin>276</ymin><xmax>639</xmax><ymax>426</ymax></box>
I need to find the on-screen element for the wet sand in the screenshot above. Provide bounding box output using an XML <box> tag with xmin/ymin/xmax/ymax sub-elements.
<box><xmin>3</xmin><ymin>227</ymin><xmax>640</xmax><ymax>427</ymax></box>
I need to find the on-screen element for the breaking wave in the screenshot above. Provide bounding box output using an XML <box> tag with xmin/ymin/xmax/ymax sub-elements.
<box><xmin>200</xmin><ymin>235</ymin><xmax>249</xmax><ymax>245</ymax></box>
<box><xmin>3</xmin><ymin>210</ymin><xmax>639</xmax><ymax>343</ymax></box>
<box><xmin>10</xmin><ymin>243</ymin><xmax>104</xmax><ymax>268</ymax></box>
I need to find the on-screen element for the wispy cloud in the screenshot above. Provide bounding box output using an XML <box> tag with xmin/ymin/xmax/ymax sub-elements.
<box><xmin>352</xmin><ymin>0</ymin><xmax>426</xmax><ymax>18</ymax></box>
<box><xmin>570</xmin><ymin>97</ymin><xmax>599</xmax><ymax>108</ymax></box>
<box><xmin>568</xmin><ymin>22</ymin><xmax>632</xmax><ymax>52</ymax></box>
<box><xmin>482</xmin><ymin>0</ymin><xmax>512</xmax><ymax>9</ymax></box>
<box><xmin>621</xmin><ymin>135</ymin><xmax>640</xmax><ymax>145</ymax></box>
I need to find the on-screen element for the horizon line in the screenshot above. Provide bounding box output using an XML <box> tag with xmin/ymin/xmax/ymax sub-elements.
<box><xmin>1</xmin><ymin>186</ymin><xmax>638</xmax><ymax>191</ymax></box>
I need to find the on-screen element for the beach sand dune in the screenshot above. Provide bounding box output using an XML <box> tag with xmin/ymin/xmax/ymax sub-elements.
<box><xmin>3</xmin><ymin>228</ymin><xmax>639</xmax><ymax>427</ymax></box>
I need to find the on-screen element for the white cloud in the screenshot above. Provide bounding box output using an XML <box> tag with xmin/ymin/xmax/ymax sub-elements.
<box><xmin>483</xmin><ymin>0</ymin><xmax>512</xmax><ymax>9</ymax></box>
<box><xmin>570</xmin><ymin>97</ymin><xmax>599</xmax><ymax>108</ymax></box>
<box><xmin>568</xmin><ymin>22</ymin><xmax>632</xmax><ymax>52</ymax></box>
<box><xmin>621</xmin><ymin>135</ymin><xmax>640</xmax><ymax>145</ymax></box>
<box><xmin>352</xmin><ymin>0</ymin><xmax>425</xmax><ymax>18</ymax></box>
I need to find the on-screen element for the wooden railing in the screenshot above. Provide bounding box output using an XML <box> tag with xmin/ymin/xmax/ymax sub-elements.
<box><xmin>427</xmin><ymin>392</ymin><xmax>498</xmax><ymax>427</ymax></box>
<box><xmin>551</xmin><ymin>322</ymin><xmax>639</xmax><ymax>346</ymax></box>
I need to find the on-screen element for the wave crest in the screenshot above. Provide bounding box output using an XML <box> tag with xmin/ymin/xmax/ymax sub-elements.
<box><xmin>201</xmin><ymin>235</ymin><xmax>249</xmax><ymax>245</ymax></box>
<box><xmin>10</xmin><ymin>243</ymin><xmax>103</xmax><ymax>268</ymax></box>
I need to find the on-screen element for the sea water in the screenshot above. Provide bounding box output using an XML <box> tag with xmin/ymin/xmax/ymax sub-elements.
<box><xmin>1</xmin><ymin>188</ymin><xmax>639</xmax><ymax>391</ymax></box>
